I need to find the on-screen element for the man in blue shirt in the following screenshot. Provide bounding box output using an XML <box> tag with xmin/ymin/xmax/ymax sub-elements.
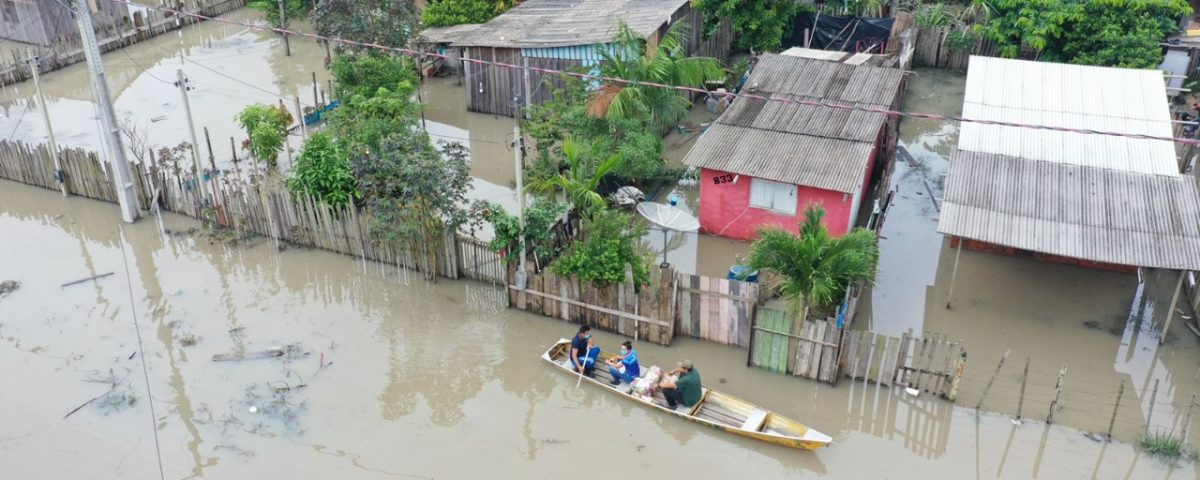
<box><xmin>570</xmin><ymin>326</ymin><xmax>595</xmax><ymax>376</ymax></box>
<box><xmin>606</xmin><ymin>341</ymin><xmax>640</xmax><ymax>386</ymax></box>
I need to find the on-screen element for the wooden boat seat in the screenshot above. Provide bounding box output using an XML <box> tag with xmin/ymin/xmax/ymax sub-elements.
<box><xmin>740</xmin><ymin>409</ymin><xmax>769</xmax><ymax>431</ymax></box>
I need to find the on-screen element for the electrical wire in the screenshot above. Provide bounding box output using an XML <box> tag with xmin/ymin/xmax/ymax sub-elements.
<box><xmin>115</xmin><ymin>226</ymin><xmax>168</xmax><ymax>480</ymax></box>
<box><xmin>103</xmin><ymin>0</ymin><xmax>1200</xmax><ymax>147</ymax></box>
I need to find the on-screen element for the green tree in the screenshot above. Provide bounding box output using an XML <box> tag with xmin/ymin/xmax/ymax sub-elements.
<box><xmin>236</xmin><ymin>103</ymin><xmax>292</xmax><ymax>168</ymax></box>
<box><xmin>589</xmin><ymin>22</ymin><xmax>724</xmax><ymax>133</ymax></box>
<box><xmin>981</xmin><ymin>0</ymin><xmax>1191</xmax><ymax>68</ymax></box>
<box><xmin>422</xmin><ymin>0</ymin><xmax>512</xmax><ymax>28</ymax></box>
<box><xmin>524</xmin><ymin>76</ymin><xmax>667</xmax><ymax>187</ymax></box>
<box><xmin>480</xmin><ymin>200</ymin><xmax>569</xmax><ymax>266</ymax></box>
<box><xmin>743</xmin><ymin>205</ymin><xmax>879</xmax><ymax>321</ymax></box>
<box><xmin>324</xmin><ymin>54</ymin><xmax>422</xmax><ymax>155</ymax></box>
<box><xmin>693</xmin><ymin>0</ymin><xmax>803</xmax><ymax>53</ymax></box>
<box><xmin>311</xmin><ymin>0</ymin><xmax>419</xmax><ymax>52</ymax></box>
<box><xmin>525</xmin><ymin>137</ymin><xmax>619</xmax><ymax>215</ymax></box>
<box><xmin>329</xmin><ymin>54</ymin><xmax>418</xmax><ymax>100</ymax></box>
<box><xmin>287</xmin><ymin>132</ymin><xmax>357</xmax><ymax>206</ymax></box>
<box><xmin>351</xmin><ymin>130</ymin><xmax>477</xmax><ymax>281</ymax></box>
<box><xmin>553</xmin><ymin>209</ymin><xmax>651</xmax><ymax>287</ymax></box>
<box><xmin>248</xmin><ymin>0</ymin><xmax>313</xmax><ymax>28</ymax></box>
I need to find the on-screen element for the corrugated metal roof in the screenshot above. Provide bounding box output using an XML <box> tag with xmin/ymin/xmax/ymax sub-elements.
<box><xmin>419</xmin><ymin>24</ymin><xmax>483</xmax><ymax>44</ymax></box>
<box><xmin>426</xmin><ymin>0</ymin><xmax>688</xmax><ymax>48</ymax></box>
<box><xmin>939</xmin><ymin>151</ymin><xmax>1200</xmax><ymax>270</ymax></box>
<box><xmin>683</xmin><ymin>54</ymin><xmax>904</xmax><ymax>192</ymax></box>
<box><xmin>959</xmin><ymin>56</ymin><xmax>1178</xmax><ymax>176</ymax></box>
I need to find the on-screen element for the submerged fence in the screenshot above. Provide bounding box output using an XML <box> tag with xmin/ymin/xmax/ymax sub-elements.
<box><xmin>0</xmin><ymin>140</ymin><xmax>505</xmax><ymax>283</ymax></box>
<box><xmin>0</xmin><ymin>0</ymin><xmax>248</xmax><ymax>88</ymax></box>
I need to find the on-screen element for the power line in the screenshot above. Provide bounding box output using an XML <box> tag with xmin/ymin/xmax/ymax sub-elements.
<box><xmin>102</xmin><ymin>0</ymin><xmax>1200</xmax><ymax>147</ymax></box>
<box><xmin>115</xmin><ymin>229</ymin><xmax>167</xmax><ymax>478</ymax></box>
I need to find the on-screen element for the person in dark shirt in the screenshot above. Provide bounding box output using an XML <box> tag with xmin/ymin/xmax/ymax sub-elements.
<box><xmin>659</xmin><ymin>360</ymin><xmax>702</xmax><ymax>409</ymax></box>
<box><xmin>570</xmin><ymin>325</ymin><xmax>592</xmax><ymax>375</ymax></box>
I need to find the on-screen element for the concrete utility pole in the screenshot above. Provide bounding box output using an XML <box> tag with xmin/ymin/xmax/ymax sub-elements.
<box><xmin>175</xmin><ymin>69</ymin><xmax>208</xmax><ymax>200</ymax></box>
<box><xmin>27</xmin><ymin>47</ymin><xmax>67</xmax><ymax>197</ymax></box>
<box><xmin>278</xmin><ymin>0</ymin><xmax>291</xmax><ymax>56</ymax></box>
<box><xmin>74</xmin><ymin>0</ymin><xmax>139</xmax><ymax>222</ymax></box>
<box><xmin>513</xmin><ymin>125</ymin><xmax>527</xmax><ymax>289</ymax></box>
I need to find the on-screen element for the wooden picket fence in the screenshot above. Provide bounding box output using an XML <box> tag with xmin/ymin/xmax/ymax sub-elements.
<box><xmin>507</xmin><ymin>265</ymin><xmax>678</xmax><ymax>346</ymax></box>
<box><xmin>841</xmin><ymin>330</ymin><xmax>967</xmax><ymax>401</ymax></box>
<box><xmin>674</xmin><ymin>273</ymin><xmax>760</xmax><ymax>348</ymax></box>
<box><xmin>0</xmin><ymin>140</ymin><xmax>505</xmax><ymax>283</ymax></box>
<box><xmin>0</xmin><ymin>0</ymin><xmax>247</xmax><ymax>88</ymax></box>
<box><xmin>747</xmin><ymin>308</ymin><xmax>843</xmax><ymax>383</ymax></box>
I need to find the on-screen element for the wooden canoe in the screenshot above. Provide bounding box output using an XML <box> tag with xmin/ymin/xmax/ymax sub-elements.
<box><xmin>542</xmin><ymin>339</ymin><xmax>832</xmax><ymax>450</ymax></box>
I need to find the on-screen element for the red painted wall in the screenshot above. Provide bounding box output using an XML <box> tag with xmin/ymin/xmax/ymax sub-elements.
<box><xmin>698</xmin><ymin>168</ymin><xmax>856</xmax><ymax>242</ymax></box>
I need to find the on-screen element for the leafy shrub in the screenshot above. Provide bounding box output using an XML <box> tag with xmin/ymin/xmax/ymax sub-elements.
<box><xmin>330</xmin><ymin>55</ymin><xmax>418</xmax><ymax>101</ymax></box>
<box><xmin>422</xmin><ymin>0</ymin><xmax>511</xmax><ymax>28</ymax></box>
<box><xmin>553</xmin><ymin>209</ymin><xmax>650</xmax><ymax>287</ymax></box>
<box><xmin>236</xmin><ymin>104</ymin><xmax>292</xmax><ymax>168</ymax></box>
<box><xmin>288</xmin><ymin>133</ymin><xmax>358</xmax><ymax>206</ymax></box>
<box><xmin>481</xmin><ymin>200</ymin><xmax>569</xmax><ymax>266</ymax></box>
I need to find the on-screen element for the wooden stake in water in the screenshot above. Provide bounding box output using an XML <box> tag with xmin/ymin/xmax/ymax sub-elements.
<box><xmin>976</xmin><ymin>349</ymin><xmax>1010</xmax><ymax>410</ymax></box>
<box><xmin>1107</xmin><ymin>380</ymin><xmax>1125</xmax><ymax>439</ymax></box>
<box><xmin>1145</xmin><ymin>378</ymin><xmax>1160</xmax><ymax>435</ymax></box>
<box><xmin>1015</xmin><ymin>356</ymin><xmax>1030</xmax><ymax>422</ymax></box>
<box><xmin>1047</xmin><ymin>364</ymin><xmax>1068</xmax><ymax>424</ymax></box>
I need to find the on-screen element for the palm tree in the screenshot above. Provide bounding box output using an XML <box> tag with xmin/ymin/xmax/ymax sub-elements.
<box><xmin>743</xmin><ymin>205</ymin><xmax>880</xmax><ymax>322</ymax></box>
<box><xmin>588</xmin><ymin>22</ymin><xmax>725</xmax><ymax>132</ymax></box>
<box><xmin>525</xmin><ymin>137</ymin><xmax>618</xmax><ymax>215</ymax></box>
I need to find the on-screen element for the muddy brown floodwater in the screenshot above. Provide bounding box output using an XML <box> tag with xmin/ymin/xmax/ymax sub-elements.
<box><xmin>0</xmin><ymin>9</ymin><xmax>328</xmax><ymax>169</ymax></box>
<box><xmin>1</xmin><ymin>176</ymin><xmax>1193</xmax><ymax>478</ymax></box>
<box><xmin>860</xmin><ymin>68</ymin><xmax>1200</xmax><ymax>457</ymax></box>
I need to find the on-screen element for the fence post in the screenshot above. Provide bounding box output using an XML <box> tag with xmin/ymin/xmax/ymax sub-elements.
<box><xmin>976</xmin><ymin>349</ymin><xmax>1010</xmax><ymax>410</ymax></box>
<box><xmin>1145</xmin><ymin>379</ymin><xmax>1160</xmax><ymax>435</ymax></box>
<box><xmin>1107</xmin><ymin>380</ymin><xmax>1125</xmax><ymax>439</ymax></box>
<box><xmin>1047</xmin><ymin>364</ymin><xmax>1067</xmax><ymax>423</ymax></box>
<box><xmin>947</xmin><ymin>348</ymin><xmax>967</xmax><ymax>402</ymax></box>
<box><xmin>1015</xmin><ymin>357</ymin><xmax>1029</xmax><ymax>423</ymax></box>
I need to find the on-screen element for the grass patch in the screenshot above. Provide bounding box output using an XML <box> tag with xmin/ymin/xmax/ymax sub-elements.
<box><xmin>1140</xmin><ymin>431</ymin><xmax>1185</xmax><ymax>459</ymax></box>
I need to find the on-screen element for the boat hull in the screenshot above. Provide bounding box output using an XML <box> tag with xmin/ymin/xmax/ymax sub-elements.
<box><xmin>541</xmin><ymin>339</ymin><xmax>831</xmax><ymax>450</ymax></box>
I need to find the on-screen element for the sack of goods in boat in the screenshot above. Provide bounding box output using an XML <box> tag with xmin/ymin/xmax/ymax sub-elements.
<box><xmin>631</xmin><ymin>366</ymin><xmax>662</xmax><ymax>398</ymax></box>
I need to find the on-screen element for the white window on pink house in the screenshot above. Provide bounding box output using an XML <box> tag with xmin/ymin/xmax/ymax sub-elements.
<box><xmin>749</xmin><ymin>178</ymin><xmax>797</xmax><ymax>215</ymax></box>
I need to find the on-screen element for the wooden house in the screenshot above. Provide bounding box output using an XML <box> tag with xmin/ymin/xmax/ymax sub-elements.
<box><xmin>0</xmin><ymin>0</ymin><xmax>126</xmax><ymax>46</ymax></box>
<box><xmin>682</xmin><ymin>53</ymin><xmax>905</xmax><ymax>241</ymax></box>
<box><xmin>419</xmin><ymin>0</ymin><xmax>732</xmax><ymax>117</ymax></box>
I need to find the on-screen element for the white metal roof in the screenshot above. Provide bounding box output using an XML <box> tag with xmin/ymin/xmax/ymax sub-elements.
<box><xmin>958</xmin><ymin>56</ymin><xmax>1178</xmax><ymax>177</ymax></box>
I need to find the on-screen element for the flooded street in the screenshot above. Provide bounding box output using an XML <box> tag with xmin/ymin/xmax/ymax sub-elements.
<box><xmin>0</xmin><ymin>9</ymin><xmax>328</xmax><ymax>168</ymax></box>
<box><xmin>0</xmin><ymin>178</ymin><xmax>1193</xmax><ymax>478</ymax></box>
<box><xmin>860</xmin><ymin>69</ymin><xmax>1200</xmax><ymax>450</ymax></box>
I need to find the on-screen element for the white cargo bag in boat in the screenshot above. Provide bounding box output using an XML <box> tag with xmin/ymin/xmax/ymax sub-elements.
<box><xmin>631</xmin><ymin>366</ymin><xmax>662</xmax><ymax>398</ymax></box>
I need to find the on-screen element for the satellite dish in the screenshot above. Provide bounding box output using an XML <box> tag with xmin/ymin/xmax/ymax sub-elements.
<box><xmin>637</xmin><ymin>202</ymin><xmax>699</xmax><ymax>232</ymax></box>
<box><xmin>636</xmin><ymin>202</ymin><xmax>699</xmax><ymax>267</ymax></box>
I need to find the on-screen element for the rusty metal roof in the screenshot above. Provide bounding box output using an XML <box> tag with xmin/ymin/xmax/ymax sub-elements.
<box><xmin>426</xmin><ymin>0</ymin><xmax>688</xmax><ymax>48</ymax></box>
<box><xmin>939</xmin><ymin>151</ymin><xmax>1200</xmax><ymax>270</ymax></box>
<box><xmin>683</xmin><ymin>54</ymin><xmax>905</xmax><ymax>193</ymax></box>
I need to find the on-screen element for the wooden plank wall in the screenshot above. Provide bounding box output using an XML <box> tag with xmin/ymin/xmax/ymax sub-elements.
<box><xmin>464</xmin><ymin>46</ymin><xmax>526</xmax><ymax>117</ymax></box>
<box><xmin>746</xmin><ymin>307</ymin><xmax>843</xmax><ymax>384</ymax></box>
<box><xmin>674</xmin><ymin>273</ymin><xmax>756</xmax><ymax>347</ymax></box>
<box><xmin>0</xmin><ymin>139</ymin><xmax>509</xmax><ymax>283</ymax></box>
<box><xmin>911</xmin><ymin>25</ymin><xmax>998</xmax><ymax>70</ymax></box>
<box><xmin>507</xmin><ymin>264</ymin><xmax>677</xmax><ymax>346</ymax></box>
<box><xmin>0</xmin><ymin>0</ymin><xmax>246</xmax><ymax>89</ymax></box>
<box><xmin>841</xmin><ymin>329</ymin><xmax>968</xmax><ymax>401</ymax></box>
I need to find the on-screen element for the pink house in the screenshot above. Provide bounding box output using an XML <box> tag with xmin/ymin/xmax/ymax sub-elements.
<box><xmin>683</xmin><ymin>53</ymin><xmax>904</xmax><ymax>241</ymax></box>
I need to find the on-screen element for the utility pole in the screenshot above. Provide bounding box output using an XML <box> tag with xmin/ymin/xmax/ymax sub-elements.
<box><xmin>278</xmin><ymin>0</ymin><xmax>291</xmax><ymax>56</ymax></box>
<box><xmin>74</xmin><ymin>0</ymin><xmax>139</xmax><ymax>222</ymax></box>
<box><xmin>27</xmin><ymin>47</ymin><xmax>67</xmax><ymax>197</ymax></box>
<box><xmin>513</xmin><ymin>125</ymin><xmax>527</xmax><ymax>289</ymax></box>
<box><xmin>175</xmin><ymin>69</ymin><xmax>208</xmax><ymax>201</ymax></box>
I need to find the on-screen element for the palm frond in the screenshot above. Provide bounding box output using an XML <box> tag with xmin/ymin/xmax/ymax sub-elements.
<box><xmin>587</xmin><ymin>84</ymin><xmax>622</xmax><ymax>118</ymax></box>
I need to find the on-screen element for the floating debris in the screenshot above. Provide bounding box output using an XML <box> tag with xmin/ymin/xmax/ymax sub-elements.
<box><xmin>60</xmin><ymin>272</ymin><xmax>114</xmax><ymax>288</ymax></box>
<box><xmin>0</xmin><ymin>280</ymin><xmax>19</xmax><ymax>298</ymax></box>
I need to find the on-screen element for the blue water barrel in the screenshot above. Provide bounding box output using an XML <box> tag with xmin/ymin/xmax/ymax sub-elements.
<box><xmin>728</xmin><ymin>265</ymin><xmax>758</xmax><ymax>283</ymax></box>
